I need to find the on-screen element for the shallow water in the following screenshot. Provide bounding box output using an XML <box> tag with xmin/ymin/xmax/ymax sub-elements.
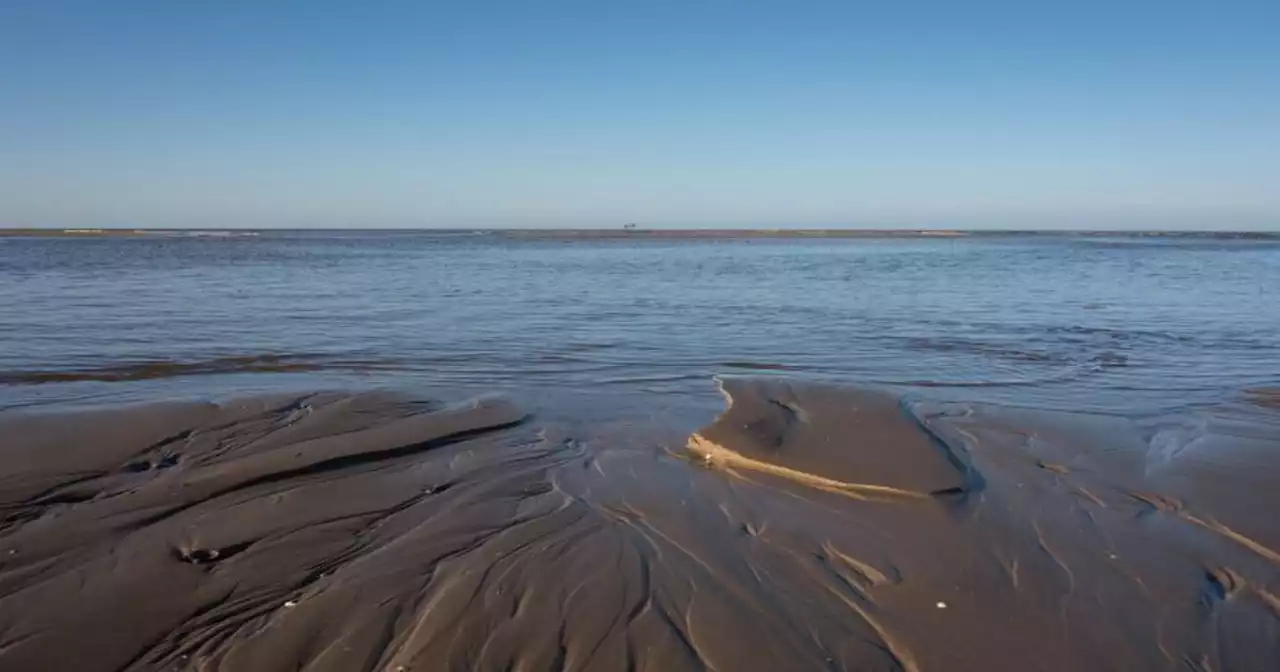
<box><xmin>2</xmin><ymin>232</ymin><xmax>1279</xmax><ymax>414</ymax></box>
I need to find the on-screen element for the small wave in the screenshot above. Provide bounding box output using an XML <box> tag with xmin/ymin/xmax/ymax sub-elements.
<box><xmin>720</xmin><ymin>361</ymin><xmax>803</xmax><ymax>372</ymax></box>
<box><xmin>905</xmin><ymin>337</ymin><xmax>1059</xmax><ymax>363</ymax></box>
<box><xmin>1044</xmin><ymin>325</ymin><xmax>1199</xmax><ymax>345</ymax></box>
<box><xmin>1088</xmin><ymin>351</ymin><xmax>1129</xmax><ymax>370</ymax></box>
<box><xmin>0</xmin><ymin>354</ymin><xmax>397</xmax><ymax>385</ymax></box>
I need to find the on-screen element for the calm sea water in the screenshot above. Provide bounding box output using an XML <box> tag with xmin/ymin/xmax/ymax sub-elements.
<box><xmin>2</xmin><ymin>232</ymin><xmax>1278</xmax><ymax>416</ymax></box>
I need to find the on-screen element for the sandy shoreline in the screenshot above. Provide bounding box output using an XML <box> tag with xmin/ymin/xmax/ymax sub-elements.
<box><xmin>0</xmin><ymin>379</ymin><xmax>1277</xmax><ymax>670</ymax></box>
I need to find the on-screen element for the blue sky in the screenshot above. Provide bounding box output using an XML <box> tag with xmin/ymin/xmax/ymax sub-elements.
<box><xmin>2</xmin><ymin>1</ymin><xmax>1277</xmax><ymax>229</ymax></box>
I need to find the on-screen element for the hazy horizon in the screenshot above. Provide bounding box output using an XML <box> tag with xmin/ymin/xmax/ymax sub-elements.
<box><xmin>3</xmin><ymin>2</ymin><xmax>1278</xmax><ymax>230</ymax></box>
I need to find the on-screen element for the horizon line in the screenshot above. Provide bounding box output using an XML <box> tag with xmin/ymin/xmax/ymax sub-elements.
<box><xmin>3</xmin><ymin>227</ymin><xmax>1279</xmax><ymax>239</ymax></box>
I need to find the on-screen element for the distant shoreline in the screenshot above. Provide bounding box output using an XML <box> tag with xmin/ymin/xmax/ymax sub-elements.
<box><xmin>1</xmin><ymin>228</ymin><xmax>1277</xmax><ymax>240</ymax></box>
<box><xmin>0</xmin><ymin>229</ymin><xmax>262</xmax><ymax>238</ymax></box>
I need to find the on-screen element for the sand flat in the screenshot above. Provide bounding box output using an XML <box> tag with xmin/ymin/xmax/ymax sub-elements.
<box><xmin>0</xmin><ymin>380</ymin><xmax>1277</xmax><ymax>671</ymax></box>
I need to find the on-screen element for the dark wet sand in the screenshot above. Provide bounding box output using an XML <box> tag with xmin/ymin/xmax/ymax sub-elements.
<box><xmin>1</xmin><ymin>379</ymin><xmax>1277</xmax><ymax>671</ymax></box>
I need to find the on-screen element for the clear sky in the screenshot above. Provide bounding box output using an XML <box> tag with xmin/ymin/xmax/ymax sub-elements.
<box><xmin>2</xmin><ymin>1</ymin><xmax>1278</xmax><ymax>229</ymax></box>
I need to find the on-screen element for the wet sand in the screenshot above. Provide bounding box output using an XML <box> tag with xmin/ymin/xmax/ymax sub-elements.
<box><xmin>1</xmin><ymin>379</ymin><xmax>1277</xmax><ymax>671</ymax></box>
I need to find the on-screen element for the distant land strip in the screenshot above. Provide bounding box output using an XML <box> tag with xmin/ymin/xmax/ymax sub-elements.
<box><xmin>1</xmin><ymin>228</ymin><xmax>1277</xmax><ymax>240</ymax></box>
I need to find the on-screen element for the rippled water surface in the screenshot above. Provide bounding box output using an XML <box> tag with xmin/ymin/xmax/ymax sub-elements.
<box><xmin>2</xmin><ymin>232</ymin><xmax>1278</xmax><ymax>414</ymax></box>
